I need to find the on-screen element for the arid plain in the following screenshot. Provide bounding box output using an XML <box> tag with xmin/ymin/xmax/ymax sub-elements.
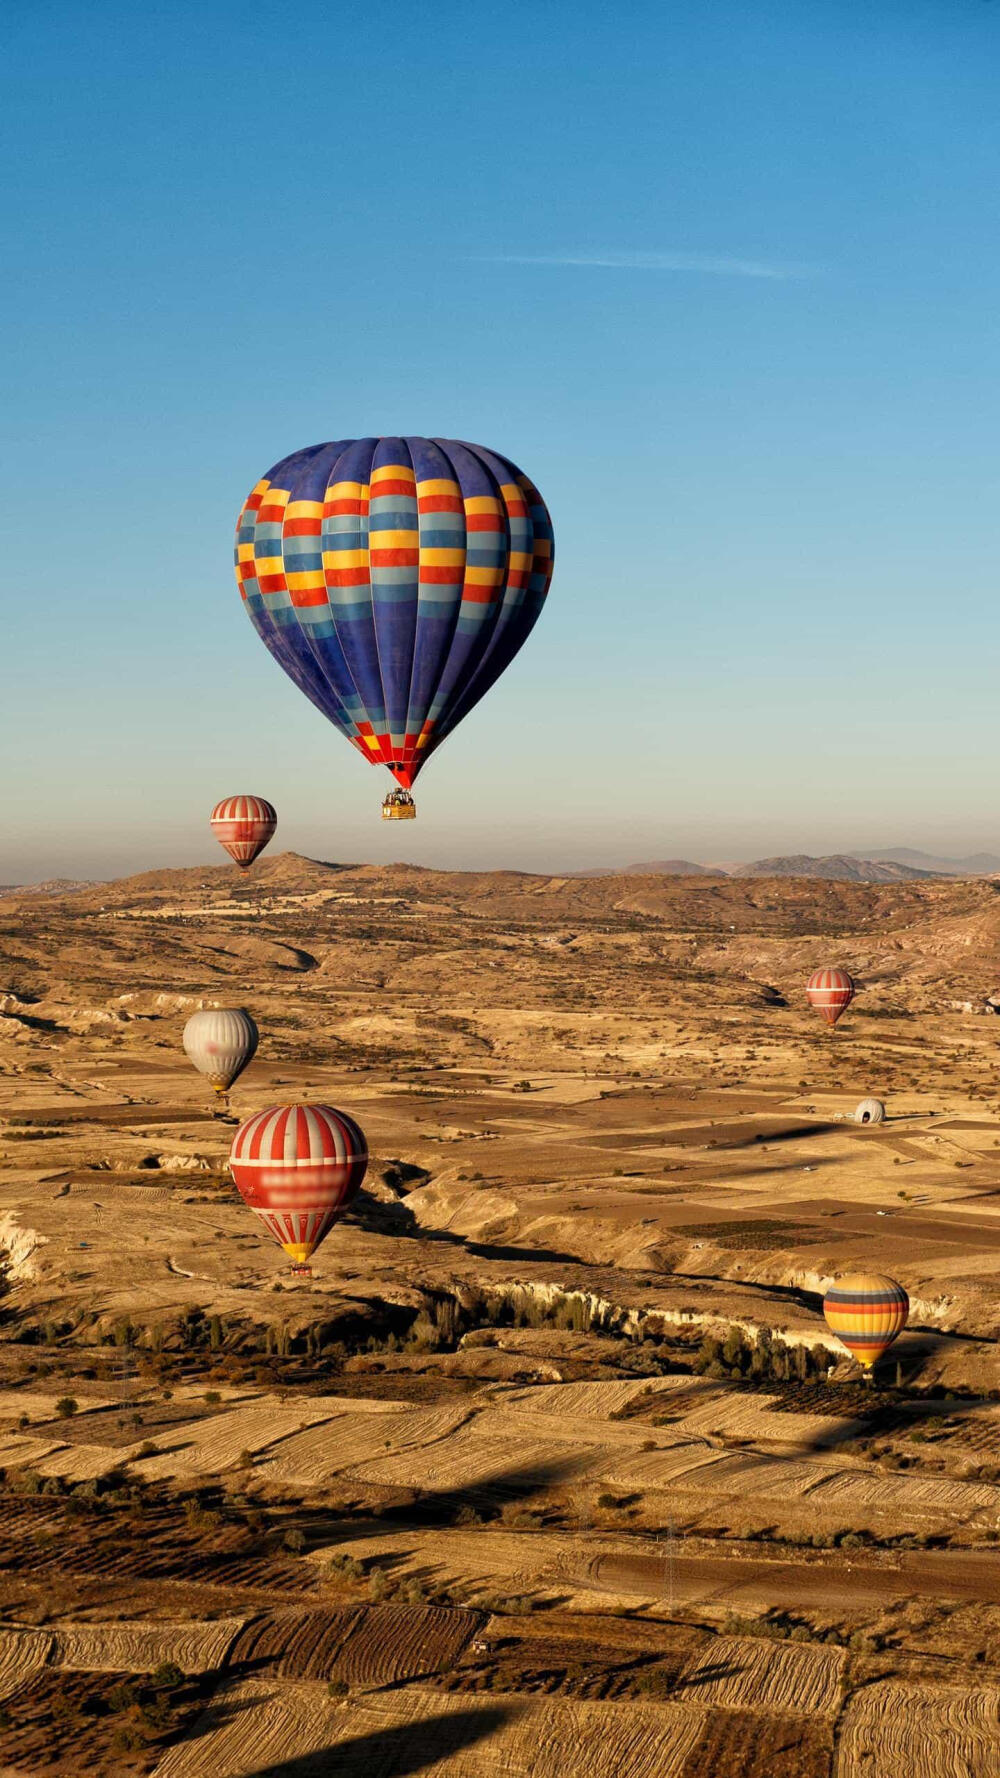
<box><xmin>2</xmin><ymin>855</ymin><xmax>1000</xmax><ymax>1776</ymax></box>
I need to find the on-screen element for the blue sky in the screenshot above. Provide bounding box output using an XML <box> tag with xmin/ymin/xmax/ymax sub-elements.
<box><xmin>3</xmin><ymin>0</ymin><xmax>999</xmax><ymax>879</ymax></box>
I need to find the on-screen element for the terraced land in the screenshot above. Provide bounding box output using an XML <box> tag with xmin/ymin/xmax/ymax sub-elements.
<box><xmin>6</xmin><ymin>860</ymin><xmax>1000</xmax><ymax>1771</ymax></box>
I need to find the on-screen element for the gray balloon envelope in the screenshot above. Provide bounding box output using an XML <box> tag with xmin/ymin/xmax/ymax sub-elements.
<box><xmin>854</xmin><ymin>1098</ymin><xmax>886</xmax><ymax>1126</ymax></box>
<box><xmin>183</xmin><ymin>1008</ymin><xmax>259</xmax><ymax>1091</ymax></box>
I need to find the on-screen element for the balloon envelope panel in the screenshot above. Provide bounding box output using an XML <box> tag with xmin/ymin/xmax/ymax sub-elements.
<box><xmin>806</xmin><ymin>967</ymin><xmax>855</xmax><ymax>1026</ymax></box>
<box><xmin>229</xmin><ymin>1103</ymin><xmax>368</xmax><ymax>1264</ymax></box>
<box><xmin>823</xmin><ymin>1273</ymin><xmax>909</xmax><ymax>1367</ymax></box>
<box><xmin>234</xmin><ymin>437</ymin><xmax>554</xmax><ymax>789</ymax></box>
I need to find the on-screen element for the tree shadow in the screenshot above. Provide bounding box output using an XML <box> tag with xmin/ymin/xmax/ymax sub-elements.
<box><xmin>671</xmin><ymin>1658</ymin><xmax>745</xmax><ymax>1692</ymax></box>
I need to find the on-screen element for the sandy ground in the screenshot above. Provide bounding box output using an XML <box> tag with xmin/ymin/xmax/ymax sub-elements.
<box><xmin>3</xmin><ymin>855</ymin><xmax>1000</xmax><ymax>1773</ymax></box>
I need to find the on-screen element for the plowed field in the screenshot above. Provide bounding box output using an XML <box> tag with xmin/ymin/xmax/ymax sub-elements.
<box><xmin>808</xmin><ymin>1470</ymin><xmax>1000</xmax><ymax>1516</ymax></box>
<box><xmin>836</xmin><ymin>1680</ymin><xmax>1000</xmax><ymax>1777</ymax></box>
<box><xmin>331</xmin><ymin>1603</ymin><xmax>481</xmax><ymax>1687</ymax></box>
<box><xmin>682</xmin><ymin>1707</ymin><xmax>833</xmax><ymax>1778</ymax></box>
<box><xmin>0</xmin><ymin>1625</ymin><xmax>53</xmax><ymax>1699</ymax></box>
<box><xmin>678</xmin><ymin>1636</ymin><xmax>844</xmax><ymax>1715</ymax></box>
<box><xmin>226</xmin><ymin>1607</ymin><xmax>362</xmax><ymax>1678</ymax></box>
<box><xmin>133</xmin><ymin>1401</ymin><xmax>340</xmax><ymax>1479</ymax></box>
<box><xmin>149</xmin><ymin>1677</ymin><xmax>336</xmax><ymax>1778</ymax></box>
<box><xmin>346</xmin><ymin>1429</ymin><xmax>597</xmax><ymax>1491</ymax></box>
<box><xmin>53</xmin><ymin>1615</ymin><xmax>244</xmax><ymax>1673</ymax></box>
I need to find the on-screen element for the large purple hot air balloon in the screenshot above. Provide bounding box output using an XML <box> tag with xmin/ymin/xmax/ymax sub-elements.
<box><xmin>234</xmin><ymin>437</ymin><xmax>554</xmax><ymax>816</ymax></box>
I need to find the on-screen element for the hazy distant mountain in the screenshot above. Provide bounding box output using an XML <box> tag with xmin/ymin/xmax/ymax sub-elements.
<box><xmin>569</xmin><ymin>859</ymin><xmax>716</xmax><ymax>878</ymax></box>
<box><xmin>0</xmin><ymin>878</ymin><xmax>94</xmax><ymax>898</ymax></box>
<box><xmin>859</xmin><ymin>847</ymin><xmax>1000</xmax><ymax>876</ymax></box>
<box><xmin>733</xmin><ymin>854</ymin><xmax>940</xmax><ymax>883</ymax></box>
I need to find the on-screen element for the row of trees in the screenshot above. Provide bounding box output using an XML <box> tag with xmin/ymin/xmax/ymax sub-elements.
<box><xmin>694</xmin><ymin>1324</ymin><xmax>833</xmax><ymax>1383</ymax></box>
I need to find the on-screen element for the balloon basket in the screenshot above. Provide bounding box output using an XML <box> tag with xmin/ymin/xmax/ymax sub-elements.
<box><xmin>382</xmin><ymin>790</ymin><xmax>416</xmax><ymax>820</ymax></box>
<box><xmin>289</xmin><ymin>1264</ymin><xmax>313</xmax><ymax>1279</ymax></box>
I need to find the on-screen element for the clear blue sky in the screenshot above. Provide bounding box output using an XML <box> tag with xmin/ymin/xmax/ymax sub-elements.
<box><xmin>4</xmin><ymin>0</ymin><xmax>999</xmax><ymax>880</ymax></box>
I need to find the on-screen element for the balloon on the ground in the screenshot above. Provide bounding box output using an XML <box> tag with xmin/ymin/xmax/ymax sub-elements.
<box><xmin>823</xmin><ymin>1273</ymin><xmax>909</xmax><ymax>1370</ymax></box>
<box><xmin>234</xmin><ymin>437</ymin><xmax>554</xmax><ymax>810</ymax></box>
<box><xmin>854</xmin><ymin>1098</ymin><xmax>885</xmax><ymax>1126</ymax></box>
<box><xmin>210</xmin><ymin>795</ymin><xmax>276</xmax><ymax>867</ymax></box>
<box><xmin>806</xmin><ymin>967</ymin><xmax>855</xmax><ymax>1027</ymax></box>
<box><xmin>183</xmin><ymin>1009</ymin><xmax>259</xmax><ymax>1093</ymax></box>
<box><xmin>229</xmin><ymin>1103</ymin><xmax>368</xmax><ymax>1265</ymax></box>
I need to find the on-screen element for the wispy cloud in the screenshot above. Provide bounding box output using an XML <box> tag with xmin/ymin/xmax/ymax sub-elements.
<box><xmin>472</xmin><ymin>250</ymin><xmax>820</xmax><ymax>281</ymax></box>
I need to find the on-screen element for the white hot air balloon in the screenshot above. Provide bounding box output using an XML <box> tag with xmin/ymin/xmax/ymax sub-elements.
<box><xmin>855</xmin><ymin>1098</ymin><xmax>886</xmax><ymax>1126</ymax></box>
<box><xmin>183</xmin><ymin>1009</ymin><xmax>259</xmax><ymax>1102</ymax></box>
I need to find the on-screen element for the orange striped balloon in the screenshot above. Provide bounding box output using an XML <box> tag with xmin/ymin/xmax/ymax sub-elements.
<box><xmin>806</xmin><ymin>967</ymin><xmax>855</xmax><ymax>1027</ymax></box>
<box><xmin>823</xmin><ymin>1273</ymin><xmax>909</xmax><ymax>1370</ymax></box>
<box><xmin>210</xmin><ymin>794</ymin><xmax>276</xmax><ymax>868</ymax></box>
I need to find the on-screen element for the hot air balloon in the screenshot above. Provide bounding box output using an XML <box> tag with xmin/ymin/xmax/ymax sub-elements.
<box><xmin>234</xmin><ymin>437</ymin><xmax>554</xmax><ymax>817</ymax></box>
<box><xmin>854</xmin><ymin>1098</ymin><xmax>885</xmax><ymax>1126</ymax></box>
<box><xmin>823</xmin><ymin>1273</ymin><xmax>909</xmax><ymax>1374</ymax></box>
<box><xmin>229</xmin><ymin>1103</ymin><xmax>367</xmax><ymax>1271</ymax></box>
<box><xmin>806</xmin><ymin>967</ymin><xmax>855</xmax><ymax>1028</ymax></box>
<box><xmin>210</xmin><ymin>795</ymin><xmax>276</xmax><ymax>867</ymax></box>
<box><xmin>183</xmin><ymin>1008</ymin><xmax>259</xmax><ymax>1103</ymax></box>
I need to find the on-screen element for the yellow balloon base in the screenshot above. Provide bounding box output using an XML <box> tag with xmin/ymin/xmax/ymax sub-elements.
<box><xmin>282</xmin><ymin>1241</ymin><xmax>316</xmax><ymax>1267</ymax></box>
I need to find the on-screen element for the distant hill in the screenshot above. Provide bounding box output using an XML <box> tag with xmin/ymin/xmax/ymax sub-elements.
<box><xmin>569</xmin><ymin>859</ymin><xmax>715</xmax><ymax>878</ymax></box>
<box><xmin>0</xmin><ymin>877</ymin><xmax>94</xmax><ymax>898</ymax></box>
<box><xmin>733</xmin><ymin>854</ymin><xmax>941</xmax><ymax>883</ymax></box>
<box><xmin>859</xmin><ymin>847</ymin><xmax>1000</xmax><ymax>877</ymax></box>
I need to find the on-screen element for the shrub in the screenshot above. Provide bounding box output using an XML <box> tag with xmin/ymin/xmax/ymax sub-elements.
<box><xmin>55</xmin><ymin>1397</ymin><xmax>78</xmax><ymax>1419</ymax></box>
<box><xmin>327</xmin><ymin>1678</ymin><xmax>349</xmax><ymax>1699</ymax></box>
<box><xmin>694</xmin><ymin>1335</ymin><xmax>722</xmax><ymax>1374</ymax></box>
<box><xmin>110</xmin><ymin>1724</ymin><xmax>145</xmax><ymax>1753</ymax></box>
<box><xmin>283</xmin><ymin>1528</ymin><xmax>306</xmax><ymax>1554</ymax></box>
<box><xmin>150</xmin><ymin>1661</ymin><xmax>184</xmax><ymax>1691</ymax></box>
<box><xmin>329</xmin><ymin>1552</ymin><xmax>364</xmax><ymax>1580</ymax></box>
<box><xmin>637</xmin><ymin>1667</ymin><xmax>673</xmax><ymax>1699</ymax></box>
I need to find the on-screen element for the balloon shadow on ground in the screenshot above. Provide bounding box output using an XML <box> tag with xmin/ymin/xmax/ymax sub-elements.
<box><xmin>274</xmin><ymin>1451</ymin><xmax>595</xmax><ymax>1553</ymax></box>
<box><xmin>173</xmin><ymin>1689</ymin><xmax>514</xmax><ymax>1778</ymax></box>
<box><xmin>790</xmin><ymin>1331</ymin><xmax>993</xmax><ymax>1456</ymax></box>
<box><xmin>244</xmin><ymin>1705</ymin><xmax>516</xmax><ymax>1777</ymax></box>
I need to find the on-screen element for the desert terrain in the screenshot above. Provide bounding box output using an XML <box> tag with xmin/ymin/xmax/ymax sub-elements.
<box><xmin>2</xmin><ymin>854</ymin><xmax>1000</xmax><ymax>1774</ymax></box>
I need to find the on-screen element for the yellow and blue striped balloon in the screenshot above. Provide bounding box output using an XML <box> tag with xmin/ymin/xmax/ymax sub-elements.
<box><xmin>823</xmin><ymin>1273</ymin><xmax>909</xmax><ymax>1370</ymax></box>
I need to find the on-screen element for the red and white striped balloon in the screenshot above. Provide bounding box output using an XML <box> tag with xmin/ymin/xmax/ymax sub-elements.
<box><xmin>806</xmin><ymin>967</ymin><xmax>855</xmax><ymax>1028</ymax></box>
<box><xmin>210</xmin><ymin>795</ymin><xmax>277</xmax><ymax>868</ymax></box>
<box><xmin>229</xmin><ymin>1103</ymin><xmax>367</xmax><ymax>1265</ymax></box>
